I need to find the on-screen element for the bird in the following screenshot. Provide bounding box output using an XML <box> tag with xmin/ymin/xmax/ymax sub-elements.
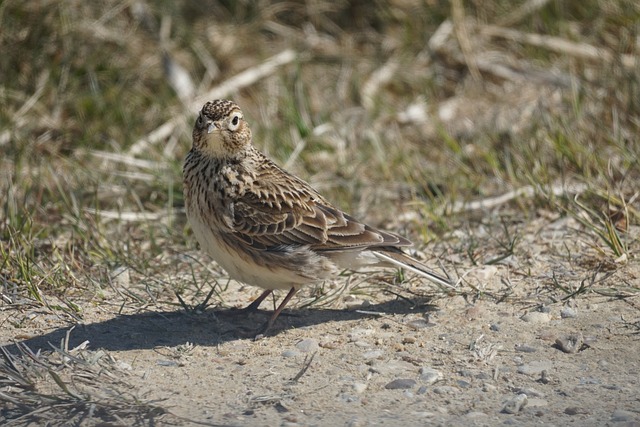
<box><xmin>183</xmin><ymin>99</ymin><xmax>452</xmax><ymax>336</ymax></box>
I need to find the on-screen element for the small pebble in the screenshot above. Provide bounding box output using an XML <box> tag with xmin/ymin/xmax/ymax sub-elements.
<box><xmin>521</xmin><ymin>312</ymin><xmax>551</xmax><ymax>323</ymax></box>
<box><xmin>346</xmin><ymin>417</ymin><xmax>365</xmax><ymax>427</ymax></box>
<box><xmin>433</xmin><ymin>386</ymin><xmax>457</xmax><ymax>395</ymax></box>
<box><xmin>502</xmin><ymin>394</ymin><xmax>528</xmax><ymax>414</ymax></box>
<box><xmin>483</xmin><ymin>383</ymin><xmax>497</xmax><ymax>392</ymax></box>
<box><xmin>348</xmin><ymin>329</ymin><xmax>375</xmax><ymax>340</ymax></box>
<box><xmin>340</xmin><ymin>394</ymin><xmax>359</xmax><ymax>403</ymax></box>
<box><xmin>515</xmin><ymin>344</ymin><xmax>537</xmax><ymax>353</ymax></box>
<box><xmin>565</xmin><ymin>407</ymin><xmax>589</xmax><ymax>415</ymax></box>
<box><xmin>611</xmin><ymin>409</ymin><xmax>635</xmax><ymax>422</ymax></box>
<box><xmin>362</xmin><ymin>350</ymin><xmax>384</xmax><ymax>359</ymax></box>
<box><xmin>407</xmin><ymin>319</ymin><xmax>433</xmax><ymax>329</ymax></box>
<box><xmin>295</xmin><ymin>338</ymin><xmax>319</xmax><ymax>353</ymax></box>
<box><xmin>476</xmin><ymin>372</ymin><xmax>491</xmax><ymax>380</ymax></box>
<box><xmin>490</xmin><ymin>323</ymin><xmax>501</xmax><ymax>332</ymax></box>
<box><xmin>515</xmin><ymin>387</ymin><xmax>544</xmax><ymax>397</ymax></box>
<box><xmin>555</xmin><ymin>332</ymin><xmax>584</xmax><ymax>353</ymax></box>
<box><xmin>419</xmin><ymin>367</ymin><xmax>443</xmax><ymax>385</ymax></box>
<box><xmin>457</xmin><ymin>380</ymin><xmax>472</xmax><ymax>388</ymax></box>
<box><xmin>352</xmin><ymin>383</ymin><xmax>367</xmax><ymax>394</ymax></box>
<box><xmin>517</xmin><ymin>360</ymin><xmax>553</xmax><ymax>375</ymax></box>
<box><xmin>579</xmin><ymin>377</ymin><xmax>600</xmax><ymax>385</ymax></box>
<box><xmin>281</xmin><ymin>350</ymin><xmax>299</xmax><ymax>358</ymax></box>
<box><xmin>412</xmin><ymin>411</ymin><xmax>437</xmax><ymax>417</ymax></box>
<box><xmin>110</xmin><ymin>266</ymin><xmax>131</xmax><ymax>287</ymax></box>
<box><xmin>385</xmin><ymin>379</ymin><xmax>416</xmax><ymax>390</ymax></box>
<box><xmin>561</xmin><ymin>307</ymin><xmax>578</xmax><ymax>318</ymax></box>
<box><xmin>116</xmin><ymin>361</ymin><xmax>132</xmax><ymax>370</ymax></box>
<box><xmin>319</xmin><ymin>341</ymin><xmax>339</xmax><ymax>350</ymax></box>
<box><xmin>417</xmin><ymin>385</ymin><xmax>428</xmax><ymax>394</ymax></box>
<box><xmin>354</xmin><ymin>341</ymin><xmax>371</xmax><ymax>348</ymax></box>
<box><xmin>465</xmin><ymin>305</ymin><xmax>482</xmax><ymax>319</ymax></box>
<box><xmin>537</xmin><ymin>330</ymin><xmax>558</xmax><ymax>341</ymax></box>
<box><xmin>402</xmin><ymin>336</ymin><xmax>416</xmax><ymax>344</ymax></box>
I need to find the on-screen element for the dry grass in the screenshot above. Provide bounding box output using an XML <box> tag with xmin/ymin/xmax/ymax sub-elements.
<box><xmin>0</xmin><ymin>332</ymin><xmax>170</xmax><ymax>426</ymax></box>
<box><xmin>1</xmin><ymin>0</ymin><xmax>639</xmax><ymax>423</ymax></box>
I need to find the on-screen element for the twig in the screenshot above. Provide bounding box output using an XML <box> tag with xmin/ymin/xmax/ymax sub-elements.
<box><xmin>428</xmin><ymin>20</ymin><xmax>572</xmax><ymax>87</ymax></box>
<box><xmin>361</xmin><ymin>58</ymin><xmax>399</xmax><ymax>110</ymax></box>
<box><xmin>14</xmin><ymin>71</ymin><xmax>49</xmax><ymax>120</ymax></box>
<box><xmin>428</xmin><ymin>19</ymin><xmax>454</xmax><ymax>52</ymax></box>
<box><xmin>479</xmin><ymin>24</ymin><xmax>637</xmax><ymax>69</ymax></box>
<box><xmin>431</xmin><ymin>183</ymin><xmax>589</xmax><ymax>215</ymax></box>
<box><xmin>497</xmin><ymin>0</ymin><xmax>551</xmax><ymax>27</ymax></box>
<box><xmin>290</xmin><ymin>352</ymin><xmax>316</xmax><ymax>383</ymax></box>
<box><xmin>473</xmin><ymin>55</ymin><xmax>573</xmax><ymax>87</ymax></box>
<box><xmin>90</xmin><ymin>150</ymin><xmax>165</xmax><ymax>169</ymax></box>
<box><xmin>450</xmin><ymin>0</ymin><xmax>481</xmax><ymax>81</ymax></box>
<box><xmin>354</xmin><ymin>310</ymin><xmax>387</xmax><ymax>316</ymax></box>
<box><xmin>83</xmin><ymin>208</ymin><xmax>181</xmax><ymax>222</ymax></box>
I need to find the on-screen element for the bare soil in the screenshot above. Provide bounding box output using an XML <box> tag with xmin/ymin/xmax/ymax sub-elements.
<box><xmin>2</xmin><ymin>217</ymin><xmax>639</xmax><ymax>426</ymax></box>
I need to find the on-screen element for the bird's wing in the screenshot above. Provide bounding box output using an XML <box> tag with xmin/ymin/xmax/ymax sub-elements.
<box><xmin>228</xmin><ymin>159</ymin><xmax>409</xmax><ymax>251</ymax></box>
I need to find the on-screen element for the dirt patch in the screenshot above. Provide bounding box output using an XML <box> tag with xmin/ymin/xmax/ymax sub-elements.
<box><xmin>2</xmin><ymin>218</ymin><xmax>639</xmax><ymax>426</ymax></box>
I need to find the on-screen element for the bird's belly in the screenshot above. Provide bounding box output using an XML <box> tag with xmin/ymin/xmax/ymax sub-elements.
<box><xmin>187</xmin><ymin>213</ymin><xmax>308</xmax><ymax>291</ymax></box>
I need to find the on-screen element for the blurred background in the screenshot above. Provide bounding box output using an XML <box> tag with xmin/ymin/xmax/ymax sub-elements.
<box><xmin>1</xmin><ymin>0</ymin><xmax>638</xmax><ymax>316</ymax></box>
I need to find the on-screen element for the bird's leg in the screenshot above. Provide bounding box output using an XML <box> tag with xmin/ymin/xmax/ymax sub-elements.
<box><xmin>219</xmin><ymin>289</ymin><xmax>272</xmax><ymax>320</ymax></box>
<box><xmin>242</xmin><ymin>289</ymin><xmax>272</xmax><ymax>312</ymax></box>
<box><xmin>255</xmin><ymin>287</ymin><xmax>297</xmax><ymax>338</ymax></box>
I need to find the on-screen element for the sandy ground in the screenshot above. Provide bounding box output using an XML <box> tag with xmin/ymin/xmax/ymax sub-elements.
<box><xmin>2</xmin><ymin>217</ymin><xmax>639</xmax><ymax>426</ymax></box>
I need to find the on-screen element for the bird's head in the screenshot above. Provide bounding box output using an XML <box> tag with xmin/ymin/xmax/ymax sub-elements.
<box><xmin>192</xmin><ymin>99</ymin><xmax>252</xmax><ymax>158</ymax></box>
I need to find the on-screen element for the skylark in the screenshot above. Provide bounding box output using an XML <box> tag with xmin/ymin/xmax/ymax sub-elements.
<box><xmin>183</xmin><ymin>99</ymin><xmax>452</xmax><ymax>335</ymax></box>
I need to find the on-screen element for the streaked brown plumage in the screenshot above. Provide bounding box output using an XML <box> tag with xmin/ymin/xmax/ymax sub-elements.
<box><xmin>183</xmin><ymin>99</ymin><xmax>452</xmax><ymax>336</ymax></box>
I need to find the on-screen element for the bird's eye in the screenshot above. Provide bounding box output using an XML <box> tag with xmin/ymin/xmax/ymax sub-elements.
<box><xmin>228</xmin><ymin>113</ymin><xmax>242</xmax><ymax>131</ymax></box>
<box><xmin>196</xmin><ymin>115</ymin><xmax>203</xmax><ymax>126</ymax></box>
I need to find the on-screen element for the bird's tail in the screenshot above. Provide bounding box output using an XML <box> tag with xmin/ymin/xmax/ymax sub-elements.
<box><xmin>373</xmin><ymin>249</ymin><xmax>454</xmax><ymax>290</ymax></box>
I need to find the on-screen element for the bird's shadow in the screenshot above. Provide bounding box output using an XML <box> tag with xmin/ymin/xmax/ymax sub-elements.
<box><xmin>3</xmin><ymin>299</ymin><xmax>436</xmax><ymax>354</ymax></box>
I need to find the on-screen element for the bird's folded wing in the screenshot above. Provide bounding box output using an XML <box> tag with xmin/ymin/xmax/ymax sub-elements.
<box><xmin>230</xmin><ymin>191</ymin><xmax>409</xmax><ymax>251</ymax></box>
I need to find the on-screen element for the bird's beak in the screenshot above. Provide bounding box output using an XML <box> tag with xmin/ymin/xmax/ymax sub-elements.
<box><xmin>207</xmin><ymin>122</ymin><xmax>216</xmax><ymax>134</ymax></box>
